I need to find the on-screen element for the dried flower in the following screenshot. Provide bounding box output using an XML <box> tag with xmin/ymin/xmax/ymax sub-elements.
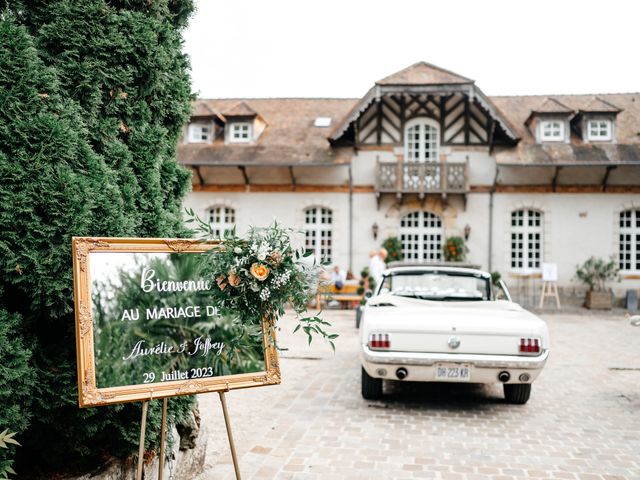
<box><xmin>216</xmin><ymin>274</ymin><xmax>227</xmax><ymax>290</ymax></box>
<box><xmin>250</xmin><ymin>263</ymin><xmax>270</xmax><ymax>281</ymax></box>
<box><xmin>268</xmin><ymin>250</ymin><xmax>283</xmax><ymax>266</ymax></box>
<box><xmin>228</xmin><ymin>270</ymin><xmax>240</xmax><ymax>287</ymax></box>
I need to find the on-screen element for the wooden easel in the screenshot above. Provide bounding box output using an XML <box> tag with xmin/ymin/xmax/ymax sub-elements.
<box><xmin>539</xmin><ymin>281</ymin><xmax>560</xmax><ymax>308</ymax></box>
<box><xmin>137</xmin><ymin>391</ymin><xmax>241</xmax><ymax>480</ymax></box>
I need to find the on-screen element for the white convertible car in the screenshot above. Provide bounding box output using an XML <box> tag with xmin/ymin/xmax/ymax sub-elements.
<box><xmin>360</xmin><ymin>266</ymin><xmax>549</xmax><ymax>404</ymax></box>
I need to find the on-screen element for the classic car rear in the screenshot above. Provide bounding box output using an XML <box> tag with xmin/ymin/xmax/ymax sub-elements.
<box><xmin>360</xmin><ymin>266</ymin><xmax>549</xmax><ymax>404</ymax></box>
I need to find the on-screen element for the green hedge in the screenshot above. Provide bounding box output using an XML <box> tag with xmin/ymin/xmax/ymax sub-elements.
<box><xmin>0</xmin><ymin>2</ymin><xmax>196</xmax><ymax>474</ymax></box>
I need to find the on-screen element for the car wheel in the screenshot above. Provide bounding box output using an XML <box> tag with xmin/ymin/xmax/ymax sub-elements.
<box><xmin>361</xmin><ymin>367</ymin><xmax>383</xmax><ymax>400</ymax></box>
<box><xmin>504</xmin><ymin>383</ymin><xmax>531</xmax><ymax>404</ymax></box>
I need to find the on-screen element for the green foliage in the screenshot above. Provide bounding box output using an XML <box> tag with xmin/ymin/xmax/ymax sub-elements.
<box><xmin>443</xmin><ymin>236</ymin><xmax>467</xmax><ymax>262</ymax></box>
<box><xmin>0</xmin><ymin>429</ymin><xmax>20</xmax><ymax>479</ymax></box>
<box><xmin>0</xmin><ymin>307</ymin><xmax>33</xmax><ymax>478</ymax></box>
<box><xmin>187</xmin><ymin>213</ymin><xmax>338</xmax><ymax>351</ymax></box>
<box><xmin>575</xmin><ymin>256</ymin><xmax>619</xmax><ymax>291</ymax></box>
<box><xmin>490</xmin><ymin>271</ymin><xmax>502</xmax><ymax>286</ymax></box>
<box><xmin>381</xmin><ymin>236</ymin><xmax>402</xmax><ymax>263</ymax></box>
<box><xmin>0</xmin><ymin>1</ymin><xmax>195</xmax><ymax>473</ymax></box>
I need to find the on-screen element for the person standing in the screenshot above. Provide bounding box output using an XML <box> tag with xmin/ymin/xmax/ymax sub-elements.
<box><xmin>369</xmin><ymin>248</ymin><xmax>388</xmax><ymax>291</ymax></box>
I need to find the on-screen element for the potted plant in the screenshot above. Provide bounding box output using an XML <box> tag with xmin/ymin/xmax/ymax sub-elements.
<box><xmin>575</xmin><ymin>256</ymin><xmax>619</xmax><ymax>309</ymax></box>
<box><xmin>382</xmin><ymin>236</ymin><xmax>402</xmax><ymax>263</ymax></box>
<box><xmin>443</xmin><ymin>236</ymin><xmax>467</xmax><ymax>262</ymax></box>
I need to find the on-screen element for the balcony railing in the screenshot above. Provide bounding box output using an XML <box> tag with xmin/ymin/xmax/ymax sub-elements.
<box><xmin>376</xmin><ymin>160</ymin><xmax>468</xmax><ymax>194</ymax></box>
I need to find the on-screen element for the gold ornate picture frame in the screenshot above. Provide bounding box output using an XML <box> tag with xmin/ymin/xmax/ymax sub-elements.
<box><xmin>72</xmin><ymin>237</ymin><xmax>280</xmax><ymax>408</ymax></box>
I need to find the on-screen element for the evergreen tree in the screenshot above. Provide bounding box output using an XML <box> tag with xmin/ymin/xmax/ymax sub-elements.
<box><xmin>0</xmin><ymin>0</ymin><xmax>195</xmax><ymax>472</ymax></box>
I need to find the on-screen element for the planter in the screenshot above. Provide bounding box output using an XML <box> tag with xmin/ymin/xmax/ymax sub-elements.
<box><xmin>585</xmin><ymin>290</ymin><xmax>612</xmax><ymax>310</ymax></box>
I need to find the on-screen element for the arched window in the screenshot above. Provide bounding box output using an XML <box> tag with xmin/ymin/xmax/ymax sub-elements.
<box><xmin>208</xmin><ymin>206</ymin><xmax>235</xmax><ymax>238</ymax></box>
<box><xmin>400</xmin><ymin>211</ymin><xmax>443</xmax><ymax>262</ymax></box>
<box><xmin>304</xmin><ymin>207</ymin><xmax>332</xmax><ymax>262</ymax></box>
<box><xmin>511</xmin><ymin>209</ymin><xmax>542</xmax><ymax>271</ymax></box>
<box><xmin>619</xmin><ymin>209</ymin><xmax>640</xmax><ymax>271</ymax></box>
<box><xmin>404</xmin><ymin>118</ymin><xmax>440</xmax><ymax>190</ymax></box>
<box><xmin>404</xmin><ymin>118</ymin><xmax>439</xmax><ymax>163</ymax></box>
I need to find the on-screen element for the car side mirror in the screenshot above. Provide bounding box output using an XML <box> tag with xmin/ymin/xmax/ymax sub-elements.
<box><xmin>364</xmin><ymin>290</ymin><xmax>374</xmax><ymax>299</ymax></box>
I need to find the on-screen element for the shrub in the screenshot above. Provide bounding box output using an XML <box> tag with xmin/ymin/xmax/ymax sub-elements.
<box><xmin>0</xmin><ymin>3</ymin><xmax>196</xmax><ymax>473</ymax></box>
<box><xmin>443</xmin><ymin>236</ymin><xmax>467</xmax><ymax>262</ymax></box>
<box><xmin>575</xmin><ymin>256</ymin><xmax>619</xmax><ymax>291</ymax></box>
<box><xmin>381</xmin><ymin>236</ymin><xmax>402</xmax><ymax>263</ymax></box>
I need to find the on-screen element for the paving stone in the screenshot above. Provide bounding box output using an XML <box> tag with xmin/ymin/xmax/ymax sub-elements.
<box><xmin>196</xmin><ymin>312</ymin><xmax>640</xmax><ymax>480</ymax></box>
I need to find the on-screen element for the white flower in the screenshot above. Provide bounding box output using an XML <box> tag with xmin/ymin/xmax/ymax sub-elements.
<box><xmin>233</xmin><ymin>247</ymin><xmax>242</xmax><ymax>254</ymax></box>
<box><xmin>257</xmin><ymin>252</ymin><xmax>266</xmax><ymax>261</ymax></box>
<box><xmin>260</xmin><ymin>288</ymin><xmax>271</xmax><ymax>301</ymax></box>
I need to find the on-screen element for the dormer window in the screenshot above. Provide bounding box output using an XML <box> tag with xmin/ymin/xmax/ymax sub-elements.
<box><xmin>540</xmin><ymin>120</ymin><xmax>564</xmax><ymax>142</ymax></box>
<box><xmin>229</xmin><ymin>122</ymin><xmax>251</xmax><ymax>143</ymax></box>
<box><xmin>587</xmin><ymin>119</ymin><xmax>612</xmax><ymax>141</ymax></box>
<box><xmin>188</xmin><ymin>123</ymin><xmax>212</xmax><ymax>143</ymax></box>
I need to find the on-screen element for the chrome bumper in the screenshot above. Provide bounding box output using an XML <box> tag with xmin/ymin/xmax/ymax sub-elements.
<box><xmin>362</xmin><ymin>346</ymin><xmax>549</xmax><ymax>370</ymax></box>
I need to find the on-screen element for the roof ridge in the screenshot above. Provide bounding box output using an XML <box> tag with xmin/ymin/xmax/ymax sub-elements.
<box><xmin>490</xmin><ymin>92</ymin><xmax>640</xmax><ymax>98</ymax></box>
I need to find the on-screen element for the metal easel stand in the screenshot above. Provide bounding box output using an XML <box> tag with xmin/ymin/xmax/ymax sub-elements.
<box><xmin>219</xmin><ymin>390</ymin><xmax>242</xmax><ymax>480</ymax></box>
<box><xmin>137</xmin><ymin>401</ymin><xmax>149</xmax><ymax>480</ymax></box>
<box><xmin>137</xmin><ymin>390</ymin><xmax>241</xmax><ymax>480</ymax></box>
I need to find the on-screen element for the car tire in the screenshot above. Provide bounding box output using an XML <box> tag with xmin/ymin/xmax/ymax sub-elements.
<box><xmin>361</xmin><ymin>367</ymin><xmax>383</xmax><ymax>400</ymax></box>
<box><xmin>504</xmin><ymin>383</ymin><xmax>531</xmax><ymax>404</ymax></box>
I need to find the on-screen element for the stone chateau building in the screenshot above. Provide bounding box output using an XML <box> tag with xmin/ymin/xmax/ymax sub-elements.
<box><xmin>179</xmin><ymin>62</ymin><xmax>640</xmax><ymax>300</ymax></box>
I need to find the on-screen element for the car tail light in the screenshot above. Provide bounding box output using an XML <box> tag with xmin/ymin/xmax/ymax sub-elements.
<box><xmin>519</xmin><ymin>337</ymin><xmax>541</xmax><ymax>354</ymax></box>
<box><xmin>369</xmin><ymin>333</ymin><xmax>390</xmax><ymax>350</ymax></box>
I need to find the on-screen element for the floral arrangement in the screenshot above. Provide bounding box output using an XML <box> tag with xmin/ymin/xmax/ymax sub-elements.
<box><xmin>443</xmin><ymin>236</ymin><xmax>466</xmax><ymax>262</ymax></box>
<box><xmin>382</xmin><ymin>236</ymin><xmax>402</xmax><ymax>263</ymax></box>
<box><xmin>187</xmin><ymin>210</ymin><xmax>337</xmax><ymax>350</ymax></box>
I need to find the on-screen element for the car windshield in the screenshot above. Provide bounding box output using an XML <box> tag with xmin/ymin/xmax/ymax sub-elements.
<box><xmin>379</xmin><ymin>270</ymin><xmax>490</xmax><ymax>301</ymax></box>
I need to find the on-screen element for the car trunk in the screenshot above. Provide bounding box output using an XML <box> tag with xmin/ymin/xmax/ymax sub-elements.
<box><xmin>364</xmin><ymin>303</ymin><xmax>543</xmax><ymax>356</ymax></box>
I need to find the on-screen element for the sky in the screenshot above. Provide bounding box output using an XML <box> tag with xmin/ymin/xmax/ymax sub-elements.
<box><xmin>183</xmin><ymin>0</ymin><xmax>639</xmax><ymax>100</ymax></box>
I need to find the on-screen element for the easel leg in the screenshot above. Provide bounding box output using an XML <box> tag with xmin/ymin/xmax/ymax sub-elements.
<box><xmin>158</xmin><ymin>398</ymin><xmax>168</xmax><ymax>480</ymax></box>
<box><xmin>137</xmin><ymin>401</ymin><xmax>149</xmax><ymax>480</ymax></box>
<box><xmin>539</xmin><ymin>282</ymin><xmax>546</xmax><ymax>308</ymax></box>
<box><xmin>219</xmin><ymin>391</ymin><xmax>242</xmax><ymax>480</ymax></box>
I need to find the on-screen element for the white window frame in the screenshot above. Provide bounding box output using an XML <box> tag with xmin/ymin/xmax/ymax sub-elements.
<box><xmin>228</xmin><ymin>122</ymin><xmax>252</xmax><ymax>143</ymax></box>
<box><xmin>304</xmin><ymin>207</ymin><xmax>332</xmax><ymax>262</ymax></box>
<box><xmin>619</xmin><ymin>209</ymin><xmax>640</xmax><ymax>273</ymax></box>
<box><xmin>539</xmin><ymin>120</ymin><xmax>564</xmax><ymax>142</ymax></box>
<box><xmin>400</xmin><ymin>211</ymin><xmax>443</xmax><ymax>262</ymax></box>
<box><xmin>404</xmin><ymin>118</ymin><xmax>439</xmax><ymax>163</ymax></box>
<box><xmin>587</xmin><ymin>118</ymin><xmax>613</xmax><ymax>141</ymax></box>
<box><xmin>187</xmin><ymin>123</ymin><xmax>212</xmax><ymax>143</ymax></box>
<box><xmin>208</xmin><ymin>206</ymin><xmax>235</xmax><ymax>239</ymax></box>
<box><xmin>510</xmin><ymin>209</ymin><xmax>543</xmax><ymax>272</ymax></box>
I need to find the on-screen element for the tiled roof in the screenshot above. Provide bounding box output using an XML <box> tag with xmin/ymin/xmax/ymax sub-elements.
<box><xmin>491</xmin><ymin>93</ymin><xmax>640</xmax><ymax>145</ymax></box>
<box><xmin>180</xmin><ymin>98</ymin><xmax>356</xmax><ymax>166</ymax></box>
<box><xmin>222</xmin><ymin>101</ymin><xmax>259</xmax><ymax>117</ymax></box>
<box><xmin>580</xmin><ymin>97</ymin><xmax>622</xmax><ymax>113</ymax></box>
<box><xmin>530</xmin><ymin>97</ymin><xmax>574</xmax><ymax>114</ymax></box>
<box><xmin>376</xmin><ymin>61</ymin><xmax>473</xmax><ymax>86</ymax></box>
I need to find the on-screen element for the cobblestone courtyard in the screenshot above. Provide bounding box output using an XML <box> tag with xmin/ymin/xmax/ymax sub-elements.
<box><xmin>196</xmin><ymin>311</ymin><xmax>640</xmax><ymax>480</ymax></box>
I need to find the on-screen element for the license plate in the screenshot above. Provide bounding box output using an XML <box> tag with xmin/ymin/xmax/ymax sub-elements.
<box><xmin>435</xmin><ymin>363</ymin><xmax>471</xmax><ymax>382</ymax></box>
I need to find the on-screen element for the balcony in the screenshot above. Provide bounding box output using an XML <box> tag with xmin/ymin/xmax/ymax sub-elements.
<box><xmin>376</xmin><ymin>159</ymin><xmax>469</xmax><ymax>199</ymax></box>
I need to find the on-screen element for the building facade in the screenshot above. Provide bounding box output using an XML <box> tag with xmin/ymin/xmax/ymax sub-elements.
<box><xmin>179</xmin><ymin>62</ymin><xmax>640</xmax><ymax>300</ymax></box>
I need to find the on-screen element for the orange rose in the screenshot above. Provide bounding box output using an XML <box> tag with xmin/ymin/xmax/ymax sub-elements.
<box><xmin>228</xmin><ymin>270</ymin><xmax>240</xmax><ymax>287</ymax></box>
<box><xmin>250</xmin><ymin>263</ymin><xmax>270</xmax><ymax>281</ymax></box>
<box><xmin>216</xmin><ymin>274</ymin><xmax>227</xmax><ymax>290</ymax></box>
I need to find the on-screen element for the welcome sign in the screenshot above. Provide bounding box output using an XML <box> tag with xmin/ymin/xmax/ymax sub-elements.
<box><xmin>72</xmin><ymin>237</ymin><xmax>280</xmax><ymax>407</ymax></box>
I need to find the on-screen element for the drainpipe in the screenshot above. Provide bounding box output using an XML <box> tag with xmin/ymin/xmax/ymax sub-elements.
<box><xmin>488</xmin><ymin>165</ymin><xmax>499</xmax><ymax>272</ymax></box>
<box><xmin>348</xmin><ymin>163</ymin><xmax>354</xmax><ymax>272</ymax></box>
